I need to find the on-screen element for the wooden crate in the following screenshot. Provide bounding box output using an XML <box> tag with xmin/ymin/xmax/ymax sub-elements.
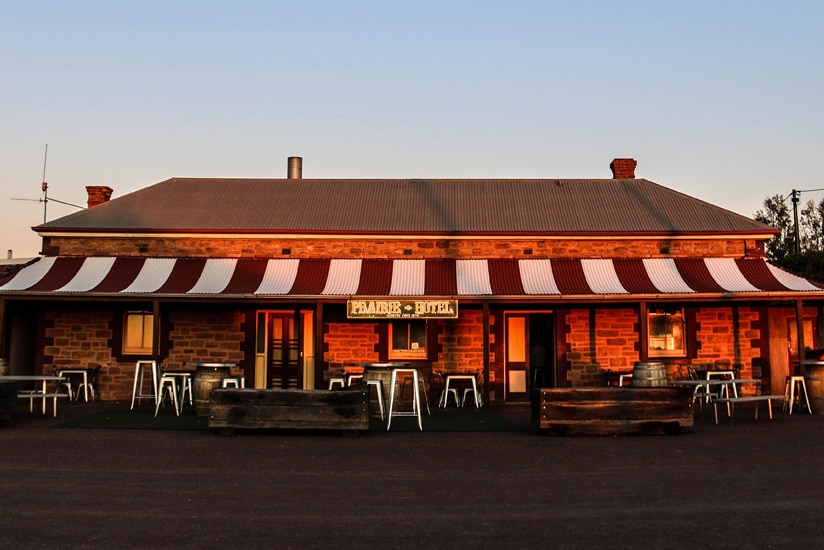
<box><xmin>535</xmin><ymin>387</ymin><xmax>693</xmax><ymax>436</ymax></box>
<box><xmin>209</xmin><ymin>388</ymin><xmax>369</xmax><ymax>435</ymax></box>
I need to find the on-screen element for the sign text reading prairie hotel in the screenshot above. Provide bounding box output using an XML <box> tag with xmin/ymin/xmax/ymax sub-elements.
<box><xmin>347</xmin><ymin>299</ymin><xmax>458</xmax><ymax>319</ymax></box>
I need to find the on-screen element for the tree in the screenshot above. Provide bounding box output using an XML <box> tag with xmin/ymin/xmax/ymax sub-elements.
<box><xmin>799</xmin><ymin>198</ymin><xmax>824</xmax><ymax>252</ymax></box>
<box><xmin>754</xmin><ymin>194</ymin><xmax>794</xmax><ymax>261</ymax></box>
<box><xmin>755</xmin><ymin>194</ymin><xmax>824</xmax><ymax>282</ymax></box>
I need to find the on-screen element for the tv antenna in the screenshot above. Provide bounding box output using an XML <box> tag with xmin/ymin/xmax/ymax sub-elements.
<box><xmin>11</xmin><ymin>144</ymin><xmax>86</xmax><ymax>223</ymax></box>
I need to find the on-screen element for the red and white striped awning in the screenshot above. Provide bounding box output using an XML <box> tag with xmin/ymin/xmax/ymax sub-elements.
<box><xmin>0</xmin><ymin>257</ymin><xmax>821</xmax><ymax>299</ymax></box>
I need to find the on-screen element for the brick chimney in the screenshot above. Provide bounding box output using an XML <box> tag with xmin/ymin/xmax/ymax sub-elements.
<box><xmin>610</xmin><ymin>158</ymin><xmax>637</xmax><ymax>179</ymax></box>
<box><xmin>287</xmin><ymin>156</ymin><xmax>302</xmax><ymax>179</ymax></box>
<box><xmin>86</xmin><ymin>186</ymin><xmax>113</xmax><ymax>208</ymax></box>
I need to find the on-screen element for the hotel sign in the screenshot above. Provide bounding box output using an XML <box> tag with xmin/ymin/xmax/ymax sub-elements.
<box><xmin>347</xmin><ymin>299</ymin><xmax>458</xmax><ymax>319</ymax></box>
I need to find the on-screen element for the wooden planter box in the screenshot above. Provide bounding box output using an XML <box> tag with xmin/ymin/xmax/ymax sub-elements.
<box><xmin>535</xmin><ymin>387</ymin><xmax>693</xmax><ymax>436</ymax></box>
<box><xmin>209</xmin><ymin>388</ymin><xmax>369</xmax><ymax>435</ymax></box>
<box><xmin>0</xmin><ymin>381</ymin><xmax>15</xmax><ymax>423</ymax></box>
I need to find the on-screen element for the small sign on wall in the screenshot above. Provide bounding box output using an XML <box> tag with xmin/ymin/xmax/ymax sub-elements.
<box><xmin>347</xmin><ymin>299</ymin><xmax>458</xmax><ymax>319</ymax></box>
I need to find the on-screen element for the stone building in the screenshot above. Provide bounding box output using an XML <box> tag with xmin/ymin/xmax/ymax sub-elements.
<box><xmin>1</xmin><ymin>157</ymin><xmax>821</xmax><ymax>402</ymax></box>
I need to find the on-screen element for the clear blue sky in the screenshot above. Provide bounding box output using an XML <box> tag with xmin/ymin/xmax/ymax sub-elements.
<box><xmin>1</xmin><ymin>1</ymin><xmax>822</xmax><ymax>257</ymax></box>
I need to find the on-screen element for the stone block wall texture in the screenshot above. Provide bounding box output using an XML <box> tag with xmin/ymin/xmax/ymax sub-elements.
<box><xmin>322</xmin><ymin>310</ymin><xmax>494</xmax><ymax>386</ymax></box>
<box><xmin>436</xmin><ymin>309</ymin><xmax>489</xmax><ymax>374</ymax></box>
<box><xmin>692</xmin><ymin>306</ymin><xmax>761</xmax><ymax>394</ymax></box>
<box><xmin>43</xmin><ymin>235</ymin><xmax>757</xmax><ymax>260</ymax></box>
<box><xmin>323</xmin><ymin>323</ymin><xmax>379</xmax><ymax>367</ymax></box>
<box><xmin>43</xmin><ymin>309</ymin><xmax>116</xmax><ymax>398</ymax></box>
<box><xmin>163</xmin><ymin>310</ymin><xmax>246</xmax><ymax>370</ymax></box>
<box><xmin>42</xmin><ymin>308</ymin><xmax>247</xmax><ymax>400</ymax></box>
<box><xmin>563</xmin><ymin>308</ymin><xmax>640</xmax><ymax>387</ymax></box>
<box><xmin>560</xmin><ymin>305</ymin><xmax>763</xmax><ymax>391</ymax></box>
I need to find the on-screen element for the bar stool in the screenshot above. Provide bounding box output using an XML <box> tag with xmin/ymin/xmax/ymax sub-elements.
<box><xmin>328</xmin><ymin>376</ymin><xmax>346</xmax><ymax>390</ymax></box>
<box><xmin>178</xmin><ymin>372</ymin><xmax>193</xmax><ymax>408</ymax></box>
<box><xmin>436</xmin><ymin>370</ymin><xmax>460</xmax><ymax>408</ymax></box>
<box><xmin>400</xmin><ymin>375</ymin><xmax>430</xmax><ymax>414</ymax></box>
<box><xmin>365</xmin><ymin>379</ymin><xmax>385</xmax><ymax>420</ymax></box>
<box><xmin>130</xmin><ymin>360</ymin><xmax>158</xmax><ymax>409</ymax></box>
<box><xmin>221</xmin><ymin>376</ymin><xmax>246</xmax><ymax>388</ymax></box>
<box><xmin>784</xmin><ymin>375</ymin><xmax>812</xmax><ymax>414</ymax></box>
<box><xmin>154</xmin><ymin>373</ymin><xmax>180</xmax><ymax>417</ymax></box>
<box><xmin>387</xmin><ymin>368</ymin><xmax>423</xmax><ymax>431</ymax></box>
<box><xmin>462</xmin><ymin>374</ymin><xmax>484</xmax><ymax>408</ymax></box>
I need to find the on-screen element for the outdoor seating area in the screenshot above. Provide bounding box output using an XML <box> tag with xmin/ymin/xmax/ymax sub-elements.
<box><xmin>610</xmin><ymin>361</ymin><xmax>807</xmax><ymax>427</ymax></box>
<box><xmin>128</xmin><ymin>360</ymin><xmax>242</xmax><ymax>418</ymax></box>
<box><xmin>324</xmin><ymin>363</ymin><xmax>486</xmax><ymax>432</ymax></box>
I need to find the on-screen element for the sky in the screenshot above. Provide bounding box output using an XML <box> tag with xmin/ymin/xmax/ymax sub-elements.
<box><xmin>1</xmin><ymin>1</ymin><xmax>822</xmax><ymax>258</ymax></box>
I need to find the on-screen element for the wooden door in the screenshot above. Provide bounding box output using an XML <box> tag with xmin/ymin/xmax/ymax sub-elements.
<box><xmin>505</xmin><ymin>315</ymin><xmax>529</xmax><ymax>402</ymax></box>
<box><xmin>788</xmin><ymin>316</ymin><xmax>817</xmax><ymax>375</ymax></box>
<box><xmin>268</xmin><ymin>312</ymin><xmax>301</xmax><ymax>389</ymax></box>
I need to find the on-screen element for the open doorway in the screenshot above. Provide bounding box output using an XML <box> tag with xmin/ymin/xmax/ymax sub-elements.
<box><xmin>529</xmin><ymin>313</ymin><xmax>555</xmax><ymax>389</ymax></box>
<box><xmin>504</xmin><ymin>312</ymin><xmax>554</xmax><ymax>402</ymax></box>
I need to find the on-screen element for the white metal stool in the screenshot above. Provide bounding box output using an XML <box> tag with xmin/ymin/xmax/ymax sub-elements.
<box><xmin>328</xmin><ymin>376</ymin><xmax>346</xmax><ymax>390</ymax></box>
<box><xmin>130</xmin><ymin>360</ymin><xmax>158</xmax><ymax>409</ymax></box>
<box><xmin>178</xmin><ymin>372</ymin><xmax>193</xmax><ymax>408</ymax></box>
<box><xmin>154</xmin><ymin>374</ymin><xmax>180</xmax><ymax>417</ymax></box>
<box><xmin>221</xmin><ymin>377</ymin><xmax>246</xmax><ymax>388</ymax></box>
<box><xmin>784</xmin><ymin>375</ymin><xmax>812</xmax><ymax>414</ymax></box>
<box><xmin>387</xmin><ymin>368</ymin><xmax>423</xmax><ymax>431</ymax></box>
<box><xmin>400</xmin><ymin>375</ymin><xmax>430</xmax><ymax>414</ymax></box>
<box><xmin>365</xmin><ymin>379</ymin><xmax>386</xmax><ymax>420</ymax></box>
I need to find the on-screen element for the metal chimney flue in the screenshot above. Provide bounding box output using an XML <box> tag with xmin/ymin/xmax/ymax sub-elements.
<box><xmin>287</xmin><ymin>156</ymin><xmax>302</xmax><ymax>179</ymax></box>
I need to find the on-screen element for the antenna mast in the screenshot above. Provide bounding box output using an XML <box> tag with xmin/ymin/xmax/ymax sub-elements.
<box><xmin>10</xmin><ymin>144</ymin><xmax>86</xmax><ymax>219</ymax></box>
<box><xmin>41</xmin><ymin>144</ymin><xmax>48</xmax><ymax>223</ymax></box>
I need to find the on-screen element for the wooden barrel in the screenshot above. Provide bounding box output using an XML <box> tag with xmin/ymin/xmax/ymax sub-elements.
<box><xmin>804</xmin><ymin>363</ymin><xmax>824</xmax><ymax>415</ymax></box>
<box><xmin>194</xmin><ymin>365</ymin><xmax>231</xmax><ymax>416</ymax></box>
<box><xmin>0</xmin><ymin>358</ymin><xmax>8</xmax><ymax>377</ymax></box>
<box><xmin>631</xmin><ymin>361</ymin><xmax>667</xmax><ymax>388</ymax></box>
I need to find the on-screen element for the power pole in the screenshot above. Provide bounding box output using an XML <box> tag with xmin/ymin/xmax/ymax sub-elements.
<box><xmin>791</xmin><ymin>189</ymin><xmax>800</xmax><ymax>254</ymax></box>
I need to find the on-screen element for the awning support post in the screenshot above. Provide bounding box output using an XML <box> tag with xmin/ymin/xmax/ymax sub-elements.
<box><xmin>483</xmin><ymin>301</ymin><xmax>490</xmax><ymax>408</ymax></box>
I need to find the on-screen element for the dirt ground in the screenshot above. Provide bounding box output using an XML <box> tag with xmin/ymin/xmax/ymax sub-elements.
<box><xmin>1</xmin><ymin>401</ymin><xmax>822</xmax><ymax>549</ymax></box>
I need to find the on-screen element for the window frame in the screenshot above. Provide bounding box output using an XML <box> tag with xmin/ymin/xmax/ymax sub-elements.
<box><xmin>122</xmin><ymin>309</ymin><xmax>155</xmax><ymax>356</ymax></box>
<box><xmin>387</xmin><ymin>319</ymin><xmax>428</xmax><ymax>360</ymax></box>
<box><xmin>647</xmin><ymin>307</ymin><xmax>687</xmax><ymax>358</ymax></box>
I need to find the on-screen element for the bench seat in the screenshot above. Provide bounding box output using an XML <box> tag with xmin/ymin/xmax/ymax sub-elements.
<box><xmin>17</xmin><ymin>391</ymin><xmax>71</xmax><ymax>417</ymax></box>
<box><xmin>712</xmin><ymin>395</ymin><xmax>787</xmax><ymax>425</ymax></box>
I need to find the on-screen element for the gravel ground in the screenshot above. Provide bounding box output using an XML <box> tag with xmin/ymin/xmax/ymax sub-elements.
<box><xmin>0</xmin><ymin>401</ymin><xmax>822</xmax><ymax>549</ymax></box>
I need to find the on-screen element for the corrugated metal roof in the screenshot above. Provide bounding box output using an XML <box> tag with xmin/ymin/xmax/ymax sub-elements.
<box><xmin>2</xmin><ymin>256</ymin><xmax>820</xmax><ymax>298</ymax></box>
<box><xmin>35</xmin><ymin>178</ymin><xmax>774</xmax><ymax>235</ymax></box>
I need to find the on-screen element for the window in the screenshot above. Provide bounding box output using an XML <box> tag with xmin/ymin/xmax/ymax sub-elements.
<box><xmin>648</xmin><ymin>307</ymin><xmax>686</xmax><ymax>357</ymax></box>
<box><xmin>123</xmin><ymin>310</ymin><xmax>154</xmax><ymax>355</ymax></box>
<box><xmin>389</xmin><ymin>320</ymin><xmax>427</xmax><ymax>359</ymax></box>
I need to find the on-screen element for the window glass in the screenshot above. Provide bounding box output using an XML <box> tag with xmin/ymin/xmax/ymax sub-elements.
<box><xmin>648</xmin><ymin>308</ymin><xmax>685</xmax><ymax>357</ymax></box>
<box><xmin>389</xmin><ymin>320</ymin><xmax>427</xmax><ymax>359</ymax></box>
<box><xmin>123</xmin><ymin>310</ymin><xmax>154</xmax><ymax>355</ymax></box>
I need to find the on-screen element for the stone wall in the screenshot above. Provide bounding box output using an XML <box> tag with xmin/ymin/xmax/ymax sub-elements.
<box><xmin>693</xmin><ymin>306</ymin><xmax>761</xmax><ymax>381</ymax></box>
<box><xmin>163</xmin><ymin>310</ymin><xmax>246</xmax><ymax>370</ymax></box>
<box><xmin>323</xmin><ymin>322</ymin><xmax>379</xmax><ymax>366</ymax></box>
<box><xmin>436</xmin><ymin>309</ymin><xmax>491</xmax><ymax>374</ymax></box>
<box><xmin>42</xmin><ymin>235</ymin><xmax>756</xmax><ymax>259</ymax></box>
<box><xmin>41</xmin><ymin>307</ymin><xmax>248</xmax><ymax>401</ymax></box>
<box><xmin>563</xmin><ymin>308</ymin><xmax>640</xmax><ymax>387</ymax></box>
<box><xmin>43</xmin><ymin>308</ymin><xmax>115</xmax><ymax>397</ymax></box>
